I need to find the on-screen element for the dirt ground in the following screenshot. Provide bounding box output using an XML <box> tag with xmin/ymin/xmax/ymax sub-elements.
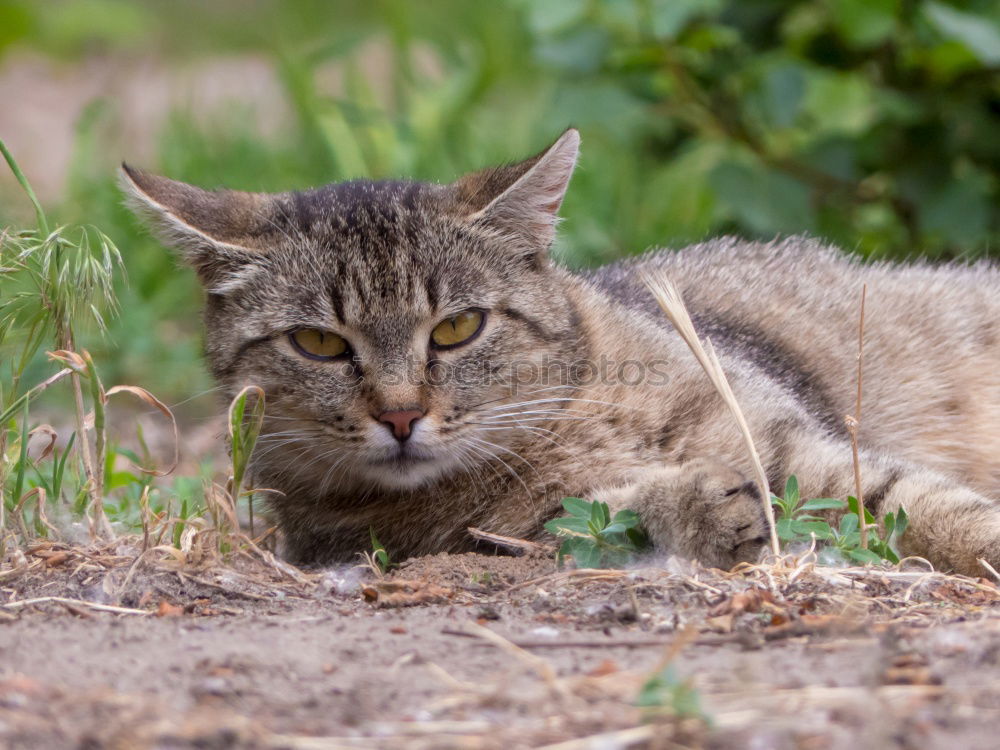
<box><xmin>3</xmin><ymin>540</ymin><xmax>1000</xmax><ymax>750</ymax></box>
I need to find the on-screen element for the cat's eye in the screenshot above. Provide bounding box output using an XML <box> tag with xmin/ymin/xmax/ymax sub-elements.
<box><xmin>289</xmin><ymin>328</ymin><xmax>350</xmax><ymax>360</ymax></box>
<box><xmin>430</xmin><ymin>309</ymin><xmax>485</xmax><ymax>349</ymax></box>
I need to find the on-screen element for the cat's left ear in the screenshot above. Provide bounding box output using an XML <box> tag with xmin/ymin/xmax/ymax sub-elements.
<box><xmin>120</xmin><ymin>165</ymin><xmax>282</xmax><ymax>293</ymax></box>
<box><xmin>454</xmin><ymin>128</ymin><xmax>579</xmax><ymax>255</ymax></box>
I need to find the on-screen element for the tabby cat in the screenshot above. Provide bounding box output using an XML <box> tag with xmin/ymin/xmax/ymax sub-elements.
<box><xmin>122</xmin><ymin>129</ymin><xmax>1000</xmax><ymax>576</ymax></box>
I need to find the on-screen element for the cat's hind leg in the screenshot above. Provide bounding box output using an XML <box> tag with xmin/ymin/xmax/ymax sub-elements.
<box><xmin>770</xmin><ymin>430</ymin><xmax>1000</xmax><ymax>576</ymax></box>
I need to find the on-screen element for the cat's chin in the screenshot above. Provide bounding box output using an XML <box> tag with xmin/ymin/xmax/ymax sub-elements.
<box><xmin>360</xmin><ymin>454</ymin><xmax>458</xmax><ymax>490</ymax></box>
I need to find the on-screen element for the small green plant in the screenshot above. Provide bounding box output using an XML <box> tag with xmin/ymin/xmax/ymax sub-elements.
<box><xmin>368</xmin><ymin>527</ymin><xmax>393</xmax><ymax>575</ymax></box>
<box><xmin>636</xmin><ymin>663</ymin><xmax>709</xmax><ymax>723</ymax></box>
<box><xmin>544</xmin><ymin>497</ymin><xmax>650</xmax><ymax>569</ymax></box>
<box><xmin>771</xmin><ymin>475</ymin><xmax>847</xmax><ymax>543</ymax></box>
<box><xmin>771</xmin><ymin>476</ymin><xmax>909</xmax><ymax>565</ymax></box>
<box><xmin>843</xmin><ymin>496</ymin><xmax>909</xmax><ymax>566</ymax></box>
<box><xmin>226</xmin><ymin>385</ymin><xmax>265</xmax><ymax>537</ymax></box>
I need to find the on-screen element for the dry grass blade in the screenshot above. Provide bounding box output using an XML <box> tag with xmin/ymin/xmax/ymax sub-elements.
<box><xmin>0</xmin><ymin>367</ymin><xmax>72</xmax><ymax>434</ymax></box>
<box><xmin>461</xmin><ymin>620</ymin><xmax>567</xmax><ymax>696</ymax></box>
<box><xmin>105</xmin><ymin>384</ymin><xmax>179</xmax><ymax>475</ymax></box>
<box><xmin>642</xmin><ymin>272</ymin><xmax>780</xmax><ymax>556</ymax></box>
<box><xmin>13</xmin><ymin>487</ymin><xmax>59</xmax><ymax>540</ymax></box>
<box><xmin>1</xmin><ymin>596</ymin><xmax>150</xmax><ymax>616</ymax></box>
<box><xmin>979</xmin><ymin>558</ymin><xmax>1000</xmax><ymax>584</ymax></box>
<box><xmin>535</xmin><ymin>725</ymin><xmax>657</xmax><ymax>750</ymax></box>
<box><xmin>845</xmin><ymin>284</ymin><xmax>868</xmax><ymax>548</ymax></box>
<box><xmin>26</xmin><ymin>423</ymin><xmax>57</xmax><ymax>461</ymax></box>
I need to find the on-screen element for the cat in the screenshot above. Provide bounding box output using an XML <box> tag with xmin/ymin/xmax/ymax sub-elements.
<box><xmin>122</xmin><ymin>128</ymin><xmax>1000</xmax><ymax>576</ymax></box>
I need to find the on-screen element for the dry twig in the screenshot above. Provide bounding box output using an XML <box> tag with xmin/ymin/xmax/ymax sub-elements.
<box><xmin>467</xmin><ymin>526</ymin><xmax>554</xmax><ymax>556</ymax></box>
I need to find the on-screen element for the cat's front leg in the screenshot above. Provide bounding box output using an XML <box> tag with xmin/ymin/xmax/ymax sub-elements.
<box><xmin>588</xmin><ymin>457</ymin><xmax>770</xmax><ymax>569</ymax></box>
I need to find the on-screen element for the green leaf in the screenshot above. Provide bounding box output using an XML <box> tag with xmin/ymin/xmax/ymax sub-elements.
<box><xmin>570</xmin><ymin>540</ymin><xmax>602</xmax><ymax>569</ymax></box>
<box><xmin>751</xmin><ymin>59</ymin><xmax>807</xmax><ymax>129</ymax></box>
<box><xmin>590</xmin><ymin>499</ymin><xmax>606</xmax><ymax>528</ymax></box>
<box><xmin>801</xmin><ymin>70</ymin><xmax>876</xmax><ymax>136</ymax></box>
<box><xmin>544</xmin><ymin>517</ymin><xmax>591</xmax><ymax>536</ymax></box>
<box><xmin>535</xmin><ymin>28</ymin><xmax>610</xmax><ymax>74</ymax></box>
<box><xmin>846</xmin><ymin>496</ymin><xmax>876</xmax><ymax>525</ymax></box>
<box><xmin>369</xmin><ymin>526</ymin><xmax>390</xmax><ymax>572</ymax></box>
<box><xmin>521</xmin><ymin>0</ymin><xmax>588</xmax><ymax>34</ymax></box>
<box><xmin>612</xmin><ymin>509</ymin><xmax>641</xmax><ymax>528</ymax></box>
<box><xmin>799</xmin><ymin>498</ymin><xmax>847</xmax><ymax>512</ymax></box>
<box><xmin>792</xmin><ymin>519</ymin><xmax>835</xmax><ymax>539</ymax></box>
<box><xmin>776</xmin><ymin>518</ymin><xmax>797</xmax><ymax>541</ymax></box>
<box><xmin>847</xmin><ymin>548</ymin><xmax>883</xmax><ymax>565</ymax></box>
<box><xmin>831</xmin><ymin>0</ymin><xmax>898</xmax><ymax>48</ymax></box>
<box><xmin>561</xmin><ymin>497</ymin><xmax>592</xmax><ymax>518</ymax></box>
<box><xmin>839</xmin><ymin>514</ymin><xmax>859</xmax><ymax>536</ymax></box>
<box><xmin>626</xmin><ymin>527</ymin><xmax>650</xmax><ymax>549</ymax></box>
<box><xmin>894</xmin><ymin>507</ymin><xmax>909</xmax><ymax>539</ymax></box>
<box><xmin>771</xmin><ymin>494</ymin><xmax>790</xmax><ymax>518</ymax></box>
<box><xmin>649</xmin><ymin>0</ymin><xmax>724</xmax><ymax>39</ymax></box>
<box><xmin>924</xmin><ymin>2</ymin><xmax>1000</xmax><ymax>65</ymax></box>
<box><xmin>602</xmin><ymin>522</ymin><xmax>627</xmax><ymax>536</ymax></box>
<box><xmin>711</xmin><ymin>161</ymin><xmax>814</xmax><ymax>235</ymax></box>
<box><xmin>918</xmin><ymin>172</ymin><xmax>992</xmax><ymax>247</ymax></box>
<box><xmin>639</xmin><ymin>143</ymin><xmax>721</xmax><ymax>244</ymax></box>
<box><xmin>784</xmin><ymin>476</ymin><xmax>800</xmax><ymax>508</ymax></box>
<box><xmin>793</xmin><ymin>514</ymin><xmax>824</xmax><ymax>522</ymax></box>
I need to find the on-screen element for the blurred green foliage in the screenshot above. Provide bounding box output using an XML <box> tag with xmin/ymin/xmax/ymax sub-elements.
<box><xmin>1</xmin><ymin>0</ymin><xmax>999</xmax><ymax>402</ymax></box>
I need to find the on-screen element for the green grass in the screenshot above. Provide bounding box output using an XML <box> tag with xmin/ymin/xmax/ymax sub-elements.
<box><xmin>0</xmin><ymin>143</ymin><xmax>255</xmax><ymax>558</ymax></box>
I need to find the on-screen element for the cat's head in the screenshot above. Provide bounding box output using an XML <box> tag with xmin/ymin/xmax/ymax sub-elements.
<box><xmin>123</xmin><ymin>130</ymin><xmax>585</xmax><ymax>491</ymax></box>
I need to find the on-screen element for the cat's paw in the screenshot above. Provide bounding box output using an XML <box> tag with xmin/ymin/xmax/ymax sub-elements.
<box><xmin>595</xmin><ymin>457</ymin><xmax>769</xmax><ymax>569</ymax></box>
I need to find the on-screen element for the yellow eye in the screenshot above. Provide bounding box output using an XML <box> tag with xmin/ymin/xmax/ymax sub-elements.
<box><xmin>289</xmin><ymin>328</ymin><xmax>349</xmax><ymax>360</ymax></box>
<box><xmin>431</xmin><ymin>309</ymin><xmax>485</xmax><ymax>349</ymax></box>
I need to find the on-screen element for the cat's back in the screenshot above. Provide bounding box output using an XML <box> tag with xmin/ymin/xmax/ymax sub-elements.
<box><xmin>577</xmin><ymin>236</ymin><xmax>1000</xmax><ymax>484</ymax></box>
<box><xmin>580</xmin><ymin>236</ymin><xmax>999</xmax><ymax>327</ymax></box>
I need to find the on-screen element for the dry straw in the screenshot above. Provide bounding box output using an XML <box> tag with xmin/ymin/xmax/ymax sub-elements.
<box><xmin>845</xmin><ymin>284</ymin><xmax>868</xmax><ymax>549</ymax></box>
<box><xmin>642</xmin><ymin>272</ymin><xmax>781</xmax><ymax>557</ymax></box>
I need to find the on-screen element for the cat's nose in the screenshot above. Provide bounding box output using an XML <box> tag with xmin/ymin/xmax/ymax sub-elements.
<box><xmin>377</xmin><ymin>409</ymin><xmax>424</xmax><ymax>441</ymax></box>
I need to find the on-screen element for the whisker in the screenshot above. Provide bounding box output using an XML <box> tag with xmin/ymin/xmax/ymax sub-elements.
<box><xmin>474</xmin><ymin>424</ymin><xmax>588</xmax><ymax>468</ymax></box>
<box><xmin>464</xmin><ymin>384</ymin><xmax>574</xmax><ymax>411</ymax></box>
<box><xmin>461</xmin><ymin>438</ymin><xmax>532</xmax><ymax>499</ymax></box>
<box><xmin>167</xmin><ymin>385</ymin><xmax>226</xmax><ymax>409</ymax></box>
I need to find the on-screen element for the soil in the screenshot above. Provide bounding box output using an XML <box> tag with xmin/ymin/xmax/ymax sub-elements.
<box><xmin>3</xmin><ymin>541</ymin><xmax>1000</xmax><ymax>749</ymax></box>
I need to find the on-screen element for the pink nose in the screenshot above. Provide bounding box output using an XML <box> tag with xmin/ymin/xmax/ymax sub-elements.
<box><xmin>377</xmin><ymin>409</ymin><xmax>424</xmax><ymax>441</ymax></box>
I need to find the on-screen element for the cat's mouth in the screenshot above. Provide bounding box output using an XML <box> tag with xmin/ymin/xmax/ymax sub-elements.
<box><xmin>369</xmin><ymin>452</ymin><xmax>435</xmax><ymax>467</ymax></box>
<box><xmin>361</xmin><ymin>442</ymin><xmax>457</xmax><ymax>489</ymax></box>
<box><xmin>367</xmin><ymin>442</ymin><xmax>439</xmax><ymax>467</ymax></box>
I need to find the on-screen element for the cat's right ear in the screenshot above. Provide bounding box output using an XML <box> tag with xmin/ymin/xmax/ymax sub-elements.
<box><xmin>119</xmin><ymin>164</ymin><xmax>275</xmax><ymax>293</ymax></box>
<box><xmin>453</xmin><ymin>128</ymin><xmax>580</xmax><ymax>257</ymax></box>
